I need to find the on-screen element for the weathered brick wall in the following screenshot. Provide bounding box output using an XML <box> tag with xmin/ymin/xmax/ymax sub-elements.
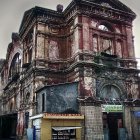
<box><xmin>80</xmin><ymin>105</ymin><xmax>104</xmax><ymax>140</ymax></box>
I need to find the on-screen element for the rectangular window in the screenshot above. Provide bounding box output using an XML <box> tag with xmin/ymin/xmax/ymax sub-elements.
<box><xmin>28</xmin><ymin>48</ymin><xmax>32</xmax><ymax>63</ymax></box>
<box><xmin>25</xmin><ymin>52</ymin><xmax>28</xmax><ymax>63</ymax></box>
<box><xmin>42</xmin><ymin>93</ymin><xmax>45</xmax><ymax>112</ymax></box>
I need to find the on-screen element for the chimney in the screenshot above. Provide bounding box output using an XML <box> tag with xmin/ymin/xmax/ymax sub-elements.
<box><xmin>56</xmin><ymin>4</ymin><xmax>63</xmax><ymax>12</ymax></box>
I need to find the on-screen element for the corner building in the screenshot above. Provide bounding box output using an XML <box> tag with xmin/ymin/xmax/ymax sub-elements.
<box><xmin>0</xmin><ymin>0</ymin><xmax>140</xmax><ymax>140</ymax></box>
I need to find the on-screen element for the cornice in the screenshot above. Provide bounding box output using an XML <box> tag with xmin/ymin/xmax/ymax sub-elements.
<box><xmin>19</xmin><ymin>6</ymin><xmax>64</xmax><ymax>39</ymax></box>
<box><xmin>80</xmin><ymin>0</ymin><xmax>136</xmax><ymax>19</ymax></box>
<box><xmin>19</xmin><ymin>0</ymin><xmax>136</xmax><ymax>39</ymax></box>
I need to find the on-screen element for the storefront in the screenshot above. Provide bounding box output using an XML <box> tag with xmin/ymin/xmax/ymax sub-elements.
<box><xmin>102</xmin><ymin>105</ymin><xmax>125</xmax><ymax>140</ymax></box>
<box><xmin>30</xmin><ymin>113</ymin><xmax>84</xmax><ymax>140</ymax></box>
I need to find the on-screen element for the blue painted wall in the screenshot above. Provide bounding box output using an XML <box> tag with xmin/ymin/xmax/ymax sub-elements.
<box><xmin>37</xmin><ymin>82</ymin><xmax>79</xmax><ymax>114</ymax></box>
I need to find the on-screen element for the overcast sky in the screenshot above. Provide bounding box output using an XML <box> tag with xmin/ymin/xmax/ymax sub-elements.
<box><xmin>0</xmin><ymin>0</ymin><xmax>140</xmax><ymax>67</ymax></box>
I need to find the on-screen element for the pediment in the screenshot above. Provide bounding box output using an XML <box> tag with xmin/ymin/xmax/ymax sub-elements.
<box><xmin>82</xmin><ymin>0</ymin><xmax>135</xmax><ymax>16</ymax></box>
<box><xmin>19</xmin><ymin>8</ymin><xmax>34</xmax><ymax>34</ymax></box>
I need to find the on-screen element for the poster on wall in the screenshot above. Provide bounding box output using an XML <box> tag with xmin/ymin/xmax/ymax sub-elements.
<box><xmin>46</xmin><ymin>82</ymin><xmax>79</xmax><ymax>113</ymax></box>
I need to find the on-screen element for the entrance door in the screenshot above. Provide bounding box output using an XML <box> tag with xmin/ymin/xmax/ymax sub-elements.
<box><xmin>0</xmin><ymin>113</ymin><xmax>17</xmax><ymax>139</ymax></box>
<box><xmin>107</xmin><ymin>113</ymin><xmax>123</xmax><ymax>140</ymax></box>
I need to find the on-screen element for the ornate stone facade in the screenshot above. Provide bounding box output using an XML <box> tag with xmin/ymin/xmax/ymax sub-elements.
<box><xmin>0</xmin><ymin>0</ymin><xmax>140</xmax><ymax>140</ymax></box>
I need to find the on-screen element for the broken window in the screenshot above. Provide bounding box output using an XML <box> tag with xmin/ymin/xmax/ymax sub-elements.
<box><xmin>93</xmin><ymin>23</ymin><xmax>115</xmax><ymax>55</ymax></box>
<box><xmin>101</xmin><ymin>38</ymin><xmax>113</xmax><ymax>54</ymax></box>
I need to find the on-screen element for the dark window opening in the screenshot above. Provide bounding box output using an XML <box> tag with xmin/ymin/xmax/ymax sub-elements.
<box><xmin>9</xmin><ymin>53</ymin><xmax>21</xmax><ymax>80</ymax></box>
<box><xmin>42</xmin><ymin>93</ymin><xmax>45</xmax><ymax>112</ymax></box>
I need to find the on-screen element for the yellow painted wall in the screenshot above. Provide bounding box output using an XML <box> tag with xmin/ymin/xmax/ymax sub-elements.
<box><xmin>41</xmin><ymin>119</ymin><xmax>83</xmax><ymax>140</ymax></box>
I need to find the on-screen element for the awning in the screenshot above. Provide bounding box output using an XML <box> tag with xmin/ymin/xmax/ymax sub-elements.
<box><xmin>30</xmin><ymin>114</ymin><xmax>43</xmax><ymax>120</ymax></box>
<box><xmin>52</xmin><ymin>127</ymin><xmax>82</xmax><ymax>131</ymax></box>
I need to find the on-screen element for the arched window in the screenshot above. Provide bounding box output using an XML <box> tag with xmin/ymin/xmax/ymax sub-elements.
<box><xmin>9</xmin><ymin>53</ymin><xmax>21</xmax><ymax>79</ymax></box>
<box><xmin>10</xmin><ymin>102</ymin><xmax>13</xmax><ymax>111</ymax></box>
<box><xmin>25</xmin><ymin>92</ymin><xmax>30</xmax><ymax>104</ymax></box>
<box><xmin>98</xmin><ymin>25</ymin><xmax>111</xmax><ymax>31</ymax></box>
<box><xmin>99</xmin><ymin>85</ymin><xmax>124</xmax><ymax>100</ymax></box>
<box><xmin>98</xmin><ymin>23</ymin><xmax>113</xmax><ymax>32</ymax></box>
<box><xmin>23</xmin><ymin>30</ymin><xmax>33</xmax><ymax>64</ymax></box>
<box><xmin>94</xmin><ymin>23</ymin><xmax>114</xmax><ymax>54</ymax></box>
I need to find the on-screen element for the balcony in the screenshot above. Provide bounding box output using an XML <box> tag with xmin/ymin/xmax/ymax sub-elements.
<box><xmin>94</xmin><ymin>52</ymin><xmax>137</xmax><ymax>70</ymax></box>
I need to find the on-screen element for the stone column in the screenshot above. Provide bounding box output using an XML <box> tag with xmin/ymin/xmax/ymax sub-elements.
<box><xmin>124</xmin><ymin>25</ymin><xmax>135</xmax><ymax>58</ymax></box>
<box><xmin>80</xmin><ymin>98</ymin><xmax>104</xmax><ymax>140</ymax></box>
<box><xmin>124</xmin><ymin>104</ymin><xmax>133</xmax><ymax>140</ymax></box>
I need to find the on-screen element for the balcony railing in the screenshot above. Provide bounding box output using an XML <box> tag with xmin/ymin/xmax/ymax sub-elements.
<box><xmin>93</xmin><ymin>52</ymin><xmax>137</xmax><ymax>69</ymax></box>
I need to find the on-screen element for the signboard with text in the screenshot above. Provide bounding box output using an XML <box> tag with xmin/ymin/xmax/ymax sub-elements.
<box><xmin>102</xmin><ymin>105</ymin><xmax>123</xmax><ymax>112</ymax></box>
<box><xmin>43</xmin><ymin>113</ymin><xmax>84</xmax><ymax>119</ymax></box>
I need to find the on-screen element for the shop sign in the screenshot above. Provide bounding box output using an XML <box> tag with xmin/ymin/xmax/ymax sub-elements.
<box><xmin>102</xmin><ymin>105</ymin><xmax>123</xmax><ymax>112</ymax></box>
<box><xmin>43</xmin><ymin>113</ymin><xmax>84</xmax><ymax>119</ymax></box>
<box><xmin>134</xmin><ymin>111</ymin><xmax>140</xmax><ymax>117</ymax></box>
<box><xmin>44</xmin><ymin>113</ymin><xmax>82</xmax><ymax>117</ymax></box>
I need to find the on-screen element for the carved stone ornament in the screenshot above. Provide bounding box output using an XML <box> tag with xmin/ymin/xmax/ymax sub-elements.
<box><xmin>101</xmin><ymin>2</ymin><xmax>112</xmax><ymax>8</ymax></box>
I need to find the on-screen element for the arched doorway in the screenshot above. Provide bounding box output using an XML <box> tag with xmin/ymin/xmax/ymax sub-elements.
<box><xmin>100</xmin><ymin>84</ymin><xmax>122</xmax><ymax>100</ymax></box>
<box><xmin>100</xmin><ymin>85</ymin><xmax>124</xmax><ymax>140</ymax></box>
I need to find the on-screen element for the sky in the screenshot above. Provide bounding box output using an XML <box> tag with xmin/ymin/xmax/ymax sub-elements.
<box><xmin>0</xmin><ymin>0</ymin><xmax>140</xmax><ymax>67</ymax></box>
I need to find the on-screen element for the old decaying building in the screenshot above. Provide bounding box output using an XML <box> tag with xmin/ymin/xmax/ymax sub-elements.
<box><xmin>0</xmin><ymin>0</ymin><xmax>140</xmax><ymax>140</ymax></box>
